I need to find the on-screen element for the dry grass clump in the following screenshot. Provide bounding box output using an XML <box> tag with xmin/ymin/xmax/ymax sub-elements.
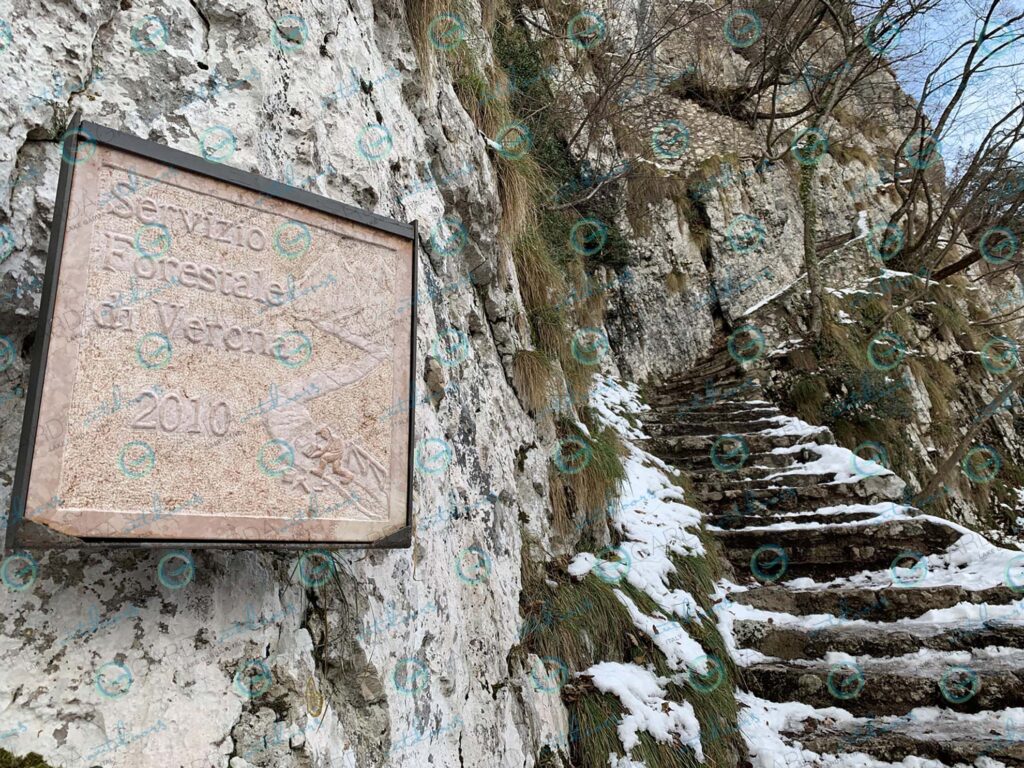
<box><xmin>666</xmin><ymin>269</ymin><xmax>687</xmax><ymax>294</ymax></box>
<box><xmin>450</xmin><ymin>45</ymin><xmax>547</xmax><ymax>244</ymax></box>
<box><xmin>530</xmin><ymin>305</ymin><xmax>571</xmax><ymax>360</ymax></box>
<box><xmin>405</xmin><ymin>0</ymin><xmax>451</xmax><ymax>82</ymax></box>
<box><xmin>548</xmin><ymin>464</ymin><xmax>573</xmax><ymax>532</ymax></box>
<box><xmin>551</xmin><ymin>415</ymin><xmax>627</xmax><ymax>521</ymax></box>
<box><xmin>513</xmin><ymin>229</ymin><xmax>568</xmax><ymax>311</ymax></box>
<box><xmin>513</xmin><ymin>349</ymin><xmax>558</xmax><ymax>413</ymax></box>
<box><xmin>441</xmin><ymin>4</ymin><xmax>632</xmax><ymax>541</ymax></box>
<box><xmin>496</xmin><ymin>153</ymin><xmax>544</xmax><ymax>243</ymax></box>
<box><xmin>563</xmin><ymin>259</ymin><xmax>607</xmax><ymax>326</ymax></box>
<box><xmin>626</xmin><ymin>171</ymin><xmax>690</xmax><ymax>236</ymax></box>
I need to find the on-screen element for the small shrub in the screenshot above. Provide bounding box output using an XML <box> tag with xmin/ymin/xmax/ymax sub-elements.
<box><xmin>0</xmin><ymin>752</ymin><xmax>54</xmax><ymax>768</ymax></box>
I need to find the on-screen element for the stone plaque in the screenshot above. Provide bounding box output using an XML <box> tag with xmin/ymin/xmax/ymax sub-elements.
<box><xmin>7</xmin><ymin>121</ymin><xmax>416</xmax><ymax>548</ymax></box>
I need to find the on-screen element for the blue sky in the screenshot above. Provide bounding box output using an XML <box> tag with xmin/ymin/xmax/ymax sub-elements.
<box><xmin>885</xmin><ymin>0</ymin><xmax>1024</xmax><ymax>163</ymax></box>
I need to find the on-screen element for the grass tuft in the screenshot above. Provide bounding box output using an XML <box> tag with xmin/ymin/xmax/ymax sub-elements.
<box><xmin>530</xmin><ymin>305</ymin><xmax>570</xmax><ymax>360</ymax></box>
<box><xmin>562</xmin><ymin>353</ymin><xmax>596</xmax><ymax>404</ymax></box>
<box><xmin>513</xmin><ymin>349</ymin><xmax>557</xmax><ymax>413</ymax></box>
<box><xmin>517</xmin><ymin>537</ymin><xmax>744</xmax><ymax>766</ymax></box>
<box><xmin>548</xmin><ymin>464</ymin><xmax>572</xmax><ymax>533</ymax></box>
<box><xmin>830</xmin><ymin>143</ymin><xmax>874</xmax><ymax>167</ymax></box>
<box><xmin>405</xmin><ymin>0</ymin><xmax>453</xmax><ymax>84</ymax></box>
<box><xmin>564</xmin><ymin>260</ymin><xmax>607</xmax><ymax>327</ymax></box>
<box><xmin>789</xmin><ymin>376</ymin><xmax>829</xmax><ymax>425</ymax></box>
<box><xmin>515</xmin><ymin>230</ymin><xmax>568</xmax><ymax>313</ymax></box>
<box><xmin>666</xmin><ymin>269</ymin><xmax>688</xmax><ymax>295</ymax></box>
<box><xmin>551</xmin><ymin>415</ymin><xmax>627</xmax><ymax>521</ymax></box>
<box><xmin>625</xmin><ymin>172</ymin><xmax>689</xmax><ymax>237</ymax></box>
<box><xmin>496</xmin><ymin>153</ymin><xmax>545</xmax><ymax>244</ymax></box>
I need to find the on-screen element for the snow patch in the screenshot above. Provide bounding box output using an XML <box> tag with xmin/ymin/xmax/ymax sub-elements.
<box><xmin>613</xmin><ymin>589</ymin><xmax>708</xmax><ymax>674</ymax></box>
<box><xmin>584</xmin><ymin>662</ymin><xmax>703</xmax><ymax>761</ymax></box>
<box><xmin>767</xmin><ymin>442</ymin><xmax>894</xmax><ymax>484</ymax></box>
<box><xmin>759</xmin><ymin>415</ymin><xmax>828</xmax><ymax>438</ymax></box>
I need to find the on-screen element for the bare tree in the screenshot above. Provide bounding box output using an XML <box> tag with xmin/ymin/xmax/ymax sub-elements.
<box><xmin>879</xmin><ymin>2</ymin><xmax>1024</xmax><ymax>280</ymax></box>
<box><xmin>915</xmin><ymin>363</ymin><xmax>1024</xmax><ymax>505</ymax></box>
<box><xmin>724</xmin><ymin>0</ymin><xmax>938</xmax><ymax>334</ymax></box>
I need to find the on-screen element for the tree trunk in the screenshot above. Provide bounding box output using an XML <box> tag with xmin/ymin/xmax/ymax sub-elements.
<box><xmin>931</xmin><ymin>248</ymin><xmax>982</xmax><ymax>282</ymax></box>
<box><xmin>800</xmin><ymin>163</ymin><xmax>823</xmax><ymax>336</ymax></box>
<box><xmin>914</xmin><ymin>369</ymin><xmax>1024</xmax><ymax>505</ymax></box>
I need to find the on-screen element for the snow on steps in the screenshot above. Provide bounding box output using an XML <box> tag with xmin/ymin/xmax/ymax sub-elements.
<box><xmin>644</xmin><ymin>353</ymin><xmax>1024</xmax><ymax>767</ymax></box>
<box><xmin>742</xmin><ymin>647</ymin><xmax>1024</xmax><ymax>716</ymax></box>
<box><xmin>732</xmin><ymin>604</ymin><xmax>1024</xmax><ymax>658</ymax></box>
<box><xmin>732</xmin><ymin>583</ymin><xmax>1024</xmax><ymax>621</ymax></box>
<box><xmin>740</xmin><ymin>691</ymin><xmax>1024</xmax><ymax>767</ymax></box>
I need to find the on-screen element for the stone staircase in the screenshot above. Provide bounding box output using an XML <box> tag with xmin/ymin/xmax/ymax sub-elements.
<box><xmin>642</xmin><ymin>348</ymin><xmax>1024</xmax><ymax>767</ymax></box>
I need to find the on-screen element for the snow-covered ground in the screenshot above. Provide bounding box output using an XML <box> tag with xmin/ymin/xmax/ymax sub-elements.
<box><xmin>566</xmin><ymin>377</ymin><xmax>716</xmax><ymax>763</ymax></box>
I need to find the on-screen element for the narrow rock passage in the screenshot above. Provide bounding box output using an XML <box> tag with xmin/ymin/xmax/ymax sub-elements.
<box><xmin>643</xmin><ymin>349</ymin><xmax>1024</xmax><ymax>767</ymax></box>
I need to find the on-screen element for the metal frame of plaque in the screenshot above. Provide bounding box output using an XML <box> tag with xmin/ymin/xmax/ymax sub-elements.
<box><xmin>5</xmin><ymin>116</ymin><xmax>417</xmax><ymax>551</ymax></box>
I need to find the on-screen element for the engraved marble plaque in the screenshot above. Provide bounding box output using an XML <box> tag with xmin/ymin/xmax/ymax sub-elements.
<box><xmin>11</xmin><ymin>124</ymin><xmax>416</xmax><ymax>546</ymax></box>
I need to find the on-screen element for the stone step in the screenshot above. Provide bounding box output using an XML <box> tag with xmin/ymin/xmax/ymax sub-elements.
<box><xmin>641</xmin><ymin>400</ymin><xmax>775</xmax><ymax>419</ymax></box>
<box><xmin>648</xmin><ymin>374</ymin><xmax>759</xmax><ymax>402</ymax></box>
<box><xmin>697</xmin><ymin>472</ymin><xmax>850</xmax><ymax>494</ymax></box>
<box><xmin>649</xmin><ymin>451</ymin><xmax>822</xmax><ymax>479</ymax></box>
<box><xmin>645</xmin><ymin>417</ymin><xmax>789</xmax><ymax>437</ymax></box>
<box><xmin>743</xmin><ymin>651</ymin><xmax>1024</xmax><ymax>716</ymax></box>
<box><xmin>645</xmin><ymin>391</ymin><xmax>759</xmax><ymax>410</ymax></box>
<box><xmin>781</xmin><ymin>710</ymin><xmax>1024</xmax><ymax>766</ymax></box>
<box><xmin>729</xmin><ymin>584</ymin><xmax>1024</xmax><ymax>621</ymax></box>
<box><xmin>642</xmin><ymin>412</ymin><xmax>784</xmax><ymax>434</ymax></box>
<box><xmin>687</xmin><ymin>449</ymin><xmax>823</xmax><ymax>473</ymax></box>
<box><xmin>697</xmin><ymin>475</ymin><xmax>904</xmax><ymax>513</ymax></box>
<box><xmin>661</xmin><ymin>357</ymin><xmax>746</xmax><ymax>383</ymax></box>
<box><xmin>644</xmin><ymin>429</ymin><xmax>832</xmax><ymax>458</ymax></box>
<box><xmin>709</xmin><ymin>508</ymin><xmax>881</xmax><ymax>530</ymax></box>
<box><xmin>734</xmin><ymin>617</ymin><xmax>1024</xmax><ymax>659</ymax></box>
<box><xmin>715</xmin><ymin>518</ymin><xmax>963</xmax><ymax>582</ymax></box>
<box><xmin>696</xmin><ymin>460</ymin><xmax>815</xmax><ymax>481</ymax></box>
<box><xmin>699</xmin><ymin>485</ymin><xmax>858</xmax><ymax>513</ymax></box>
<box><xmin>657</xmin><ymin>348</ymin><xmax>1024</xmax><ymax>763</ymax></box>
<box><xmin>659</xmin><ymin>370</ymin><xmax>746</xmax><ymax>390</ymax></box>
